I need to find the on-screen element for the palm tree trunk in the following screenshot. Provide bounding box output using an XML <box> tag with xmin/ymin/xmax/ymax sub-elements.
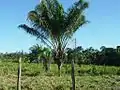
<box><xmin>56</xmin><ymin>58</ymin><xmax>62</xmax><ymax>76</ymax></box>
<box><xmin>17</xmin><ymin>57</ymin><xmax>21</xmax><ymax>90</ymax></box>
<box><xmin>58</xmin><ymin>65</ymin><xmax>60</xmax><ymax>76</ymax></box>
<box><xmin>48</xmin><ymin>59</ymin><xmax>51</xmax><ymax>72</ymax></box>
<box><xmin>57</xmin><ymin>62</ymin><xmax>61</xmax><ymax>76</ymax></box>
<box><xmin>71</xmin><ymin>59</ymin><xmax>75</xmax><ymax>90</ymax></box>
<box><xmin>43</xmin><ymin>58</ymin><xmax>48</xmax><ymax>72</ymax></box>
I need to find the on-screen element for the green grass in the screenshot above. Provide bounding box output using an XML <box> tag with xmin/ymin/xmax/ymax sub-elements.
<box><xmin>1</xmin><ymin>62</ymin><xmax>120</xmax><ymax>90</ymax></box>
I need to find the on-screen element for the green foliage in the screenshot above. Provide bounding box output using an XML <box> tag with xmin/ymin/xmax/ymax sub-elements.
<box><xmin>2</xmin><ymin>61</ymin><xmax>120</xmax><ymax>76</ymax></box>
<box><xmin>18</xmin><ymin>0</ymin><xmax>89</xmax><ymax>74</ymax></box>
<box><xmin>1</xmin><ymin>62</ymin><xmax>120</xmax><ymax>89</ymax></box>
<box><xmin>1</xmin><ymin>45</ymin><xmax>120</xmax><ymax>67</ymax></box>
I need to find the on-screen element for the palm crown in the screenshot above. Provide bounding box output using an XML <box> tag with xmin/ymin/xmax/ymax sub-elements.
<box><xmin>19</xmin><ymin>0</ymin><xmax>88</xmax><ymax>51</ymax></box>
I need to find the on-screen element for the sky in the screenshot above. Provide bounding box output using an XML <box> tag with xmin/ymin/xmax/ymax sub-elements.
<box><xmin>0</xmin><ymin>0</ymin><xmax>120</xmax><ymax>53</ymax></box>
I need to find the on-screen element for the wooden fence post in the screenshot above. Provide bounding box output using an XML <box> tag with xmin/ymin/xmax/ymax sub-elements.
<box><xmin>17</xmin><ymin>57</ymin><xmax>21</xmax><ymax>90</ymax></box>
<box><xmin>71</xmin><ymin>59</ymin><xmax>75</xmax><ymax>90</ymax></box>
<box><xmin>71</xmin><ymin>38</ymin><xmax>76</xmax><ymax>90</ymax></box>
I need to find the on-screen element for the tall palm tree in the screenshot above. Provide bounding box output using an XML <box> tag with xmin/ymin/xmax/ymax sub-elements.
<box><xmin>19</xmin><ymin>0</ymin><xmax>89</xmax><ymax>75</ymax></box>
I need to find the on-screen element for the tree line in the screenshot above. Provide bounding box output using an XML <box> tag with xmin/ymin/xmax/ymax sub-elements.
<box><xmin>1</xmin><ymin>45</ymin><xmax>120</xmax><ymax>66</ymax></box>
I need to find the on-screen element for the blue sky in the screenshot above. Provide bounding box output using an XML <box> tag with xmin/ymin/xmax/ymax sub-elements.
<box><xmin>0</xmin><ymin>0</ymin><xmax>120</xmax><ymax>53</ymax></box>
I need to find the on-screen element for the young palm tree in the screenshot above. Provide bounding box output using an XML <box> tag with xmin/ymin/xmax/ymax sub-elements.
<box><xmin>42</xmin><ymin>47</ymin><xmax>52</xmax><ymax>72</ymax></box>
<box><xmin>19</xmin><ymin>0</ymin><xmax>89</xmax><ymax>76</ymax></box>
<box><xmin>29</xmin><ymin>44</ymin><xmax>51</xmax><ymax>71</ymax></box>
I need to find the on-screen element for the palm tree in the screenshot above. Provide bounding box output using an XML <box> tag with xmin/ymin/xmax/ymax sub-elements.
<box><xmin>29</xmin><ymin>44</ymin><xmax>51</xmax><ymax>71</ymax></box>
<box><xmin>28</xmin><ymin>44</ymin><xmax>42</xmax><ymax>63</ymax></box>
<box><xmin>19</xmin><ymin>0</ymin><xmax>89</xmax><ymax>76</ymax></box>
<box><xmin>42</xmin><ymin>47</ymin><xmax>52</xmax><ymax>72</ymax></box>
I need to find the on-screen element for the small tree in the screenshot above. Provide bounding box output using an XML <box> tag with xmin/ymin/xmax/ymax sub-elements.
<box><xmin>41</xmin><ymin>47</ymin><xmax>52</xmax><ymax>72</ymax></box>
<box><xmin>28</xmin><ymin>44</ymin><xmax>51</xmax><ymax>72</ymax></box>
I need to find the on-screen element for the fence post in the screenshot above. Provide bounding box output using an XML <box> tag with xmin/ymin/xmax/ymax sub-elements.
<box><xmin>71</xmin><ymin>59</ymin><xmax>75</xmax><ymax>90</ymax></box>
<box><xmin>17</xmin><ymin>57</ymin><xmax>21</xmax><ymax>90</ymax></box>
<box><xmin>71</xmin><ymin>38</ymin><xmax>76</xmax><ymax>90</ymax></box>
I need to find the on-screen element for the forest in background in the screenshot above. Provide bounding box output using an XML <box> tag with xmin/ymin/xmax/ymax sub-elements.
<box><xmin>1</xmin><ymin>45</ymin><xmax>120</xmax><ymax>66</ymax></box>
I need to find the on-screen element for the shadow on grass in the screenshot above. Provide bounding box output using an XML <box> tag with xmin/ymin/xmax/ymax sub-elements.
<box><xmin>23</xmin><ymin>72</ymin><xmax>40</xmax><ymax>77</ymax></box>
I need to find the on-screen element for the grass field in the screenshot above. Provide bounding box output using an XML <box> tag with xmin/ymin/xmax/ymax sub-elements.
<box><xmin>1</xmin><ymin>62</ymin><xmax>120</xmax><ymax>90</ymax></box>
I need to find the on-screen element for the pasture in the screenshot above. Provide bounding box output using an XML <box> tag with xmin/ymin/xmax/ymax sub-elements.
<box><xmin>1</xmin><ymin>62</ymin><xmax>120</xmax><ymax>90</ymax></box>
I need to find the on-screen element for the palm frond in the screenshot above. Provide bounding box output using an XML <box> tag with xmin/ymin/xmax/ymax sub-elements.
<box><xmin>18</xmin><ymin>24</ymin><xmax>40</xmax><ymax>37</ymax></box>
<box><xmin>27</xmin><ymin>11</ymin><xmax>39</xmax><ymax>24</ymax></box>
<box><xmin>18</xmin><ymin>24</ymin><xmax>53</xmax><ymax>49</ymax></box>
<box><xmin>65</xmin><ymin>0</ymin><xmax>89</xmax><ymax>35</ymax></box>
